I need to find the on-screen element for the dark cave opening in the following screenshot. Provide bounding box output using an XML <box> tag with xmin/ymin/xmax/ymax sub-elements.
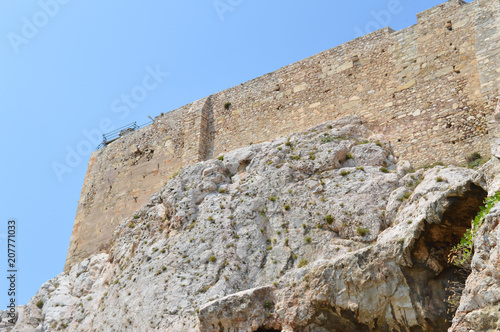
<box><xmin>403</xmin><ymin>183</ymin><xmax>487</xmax><ymax>331</ymax></box>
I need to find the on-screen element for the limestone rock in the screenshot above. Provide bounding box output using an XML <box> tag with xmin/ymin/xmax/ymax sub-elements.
<box><xmin>2</xmin><ymin>116</ymin><xmax>496</xmax><ymax>331</ymax></box>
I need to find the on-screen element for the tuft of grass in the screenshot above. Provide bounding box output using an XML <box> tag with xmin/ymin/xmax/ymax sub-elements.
<box><xmin>298</xmin><ymin>259</ymin><xmax>308</xmax><ymax>268</ymax></box>
<box><xmin>356</xmin><ymin>227</ymin><xmax>369</xmax><ymax>236</ymax></box>
<box><xmin>375</xmin><ymin>141</ymin><xmax>382</xmax><ymax>147</ymax></box>
<box><xmin>305</xmin><ymin>236</ymin><xmax>311</xmax><ymax>244</ymax></box>
<box><xmin>218</xmin><ymin>188</ymin><xmax>226</xmax><ymax>194</ymax></box>
<box><xmin>466</xmin><ymin>152</ymin><xmax>487</xmax><ymax>169</ymax></box>
<box><xmin>133</xmin><ymin>215</ymin><xmax>139</xmax><ymax>219</ymax></box>
<box><xmin>436</xmin><ymin>176</ymin><xmax>444</xmax><ymax>183</ymax></box>
<box><xmin>468</xmin><ymin>158</ymin><xmax>487</xmax><ymax>169</ymax></box>
<box><xmin>325</xmin><ymin>214</ymin><xmax>333</xmax><ymax>224</ymax></box>
<box><xmin>36</xmin><ymin>300</ymin><xmax>44</xmax><ymax>309</ymax></box>
<box><xmin>284</xmin><ymin>204</ymin><xmax>290</xmax><ymax>211</ymax></box>
<box><xmin>218</xmin><ymin>155</ymin><xmax>224</xmax><ymax>161</ymax></box>
<box><xmin>340</xmin><ymin>170</ymin><xmax>350</xmax><ymax>176</ymax></box>
<box><xmin>380</xmin><ymin>167</ymin><xmax>389</xmax><ymax>173</ymax></box>
<box><xmin>466</xmin><ymin>152</ymin><xmax>481</xmax><ymax>163</ymax></box>
<box><xmin>346</xmin><ymin>152</ymin><xmax>353</xmax><ymax>160</ymax></box>
<box><xmin>209</xmin><ymin>255</ymin><xmax>216</xmax><ymax>263</ymax></box>
<box><xmin>128</xmin><ymin>223</ymin><xmax>135</xmax><ymax>228</ymax></box>
<box><xmin>269</xmin><ymin>196</ymin><xmax>276</xmax><ymax>202</ymax></box>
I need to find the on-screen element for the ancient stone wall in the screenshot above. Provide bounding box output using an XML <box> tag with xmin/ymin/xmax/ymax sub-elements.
<box><xmin>64</xmin><ymin>0</ymin><xmax>500</xmax><ymax>270</ymax></box>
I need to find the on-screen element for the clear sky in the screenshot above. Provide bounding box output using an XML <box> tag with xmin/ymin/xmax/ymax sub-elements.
<box><xmin>0</xmin><ymin>0</ymin><xmax>458</xmax><ymax>307</ymax></box>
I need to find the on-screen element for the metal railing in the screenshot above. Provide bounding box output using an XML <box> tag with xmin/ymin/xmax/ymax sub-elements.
<box><xmin>96</xmin><ymin>120</ymin><xmax>154</xmax><ymax>150</ymax></box>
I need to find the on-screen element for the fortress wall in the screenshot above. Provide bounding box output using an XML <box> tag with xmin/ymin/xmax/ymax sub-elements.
<box><xmin>65</xmin><ymin>0</ymin><xmax>500</xmax><ymax>270</ymax></box>
<box><xmin>65</xmin><ymin>100</ymin><xmax>208</xmax><ymax>269</ymax></box>
<box><xmin>387</xmin><ymin>0</ymin><xmax>489</xmax><ymax>162</ymax></box>
<box><xmin>475</xmin><ymin>0</ymin><xmax>500</xmax><ymax>141</ymax></box>
<box><xmin>209</xmin><ymin>28</ymin><xmax>395</xmax><ymax>160</ymax></box>
<box><xmin>208</xmin><ymin>0</ymin><xmax>489</xmax><ymax>166</ymax></box>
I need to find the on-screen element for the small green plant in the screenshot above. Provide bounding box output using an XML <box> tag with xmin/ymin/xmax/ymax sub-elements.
<box><xmin>218</xmin><ymin>188</ymin><xmax>226</xmax><ymax>193</ymax></box>
<box><xmin>36</xmin><ymin>300</ymin><xmax>44</xmax><ymax>309</ymax></box>
<box><xmin>375</xmin><ymin>141</ymin><xmax>382</xmax><ymax>147</ymax></box>
<box><xmin>305</xmin><ymin>236</ymin><xmax>311</xmax><ymax>244</ymax></box>
<box><xmin>436</xmin><ymin>176</ymin><xmax>444</xmax><ymax>183</ymax></box>
<box><xmin>356</xmin><ymin>227</ymin><xmax>369</xmax><ymax>236</ymax></box>
<box><xmin>466</xmin><ymin>152</ymin><xmax>486</xmax><ymax>169</ymax></box>
<box><xmin>208</xmin><ymin>216</ymin><xmax>214</xmax><ymax>222</ymax></box>
<box><xmin>340</xmin><ymin>170</ymin><xmax>350</xmax><ymax>176</ymax></box>
<box><xmin>380</xmin><ymin>167</ymin><xmax>389</xmax><ymax>173</ymax></box>
<box><xmin>133</xmin><ymin>215</ymin><xmax>139</xmax><ymax>219</ymax></box>
<box><xmin>285</xmin><ymin>239</ymin><xmax>289</xmax><ymax>246</ymax></box>
<box><xmin>356</xmin><ymin>166</ymin><xmax>364</xmax><ymax>171</ymax></box>
<box><xmin>209</xmin><ymin>255</ymin><xmax>216</xmax><ymax>263</ymax></box>
<box><xmin>128</xmin><ymin>223</ymin><xmax>135</xmax><ymax>228</ymax></box>
<box><xmin>218</xmin><ymin>155</ymin><xmax>224</xmax><ymax>161</ymax></box>
<box><xmin>346</xmin><ymin>152</ymin><xmax>353</xmax><ymax>160</ymax></box>
<box><xmin>325</xmin><ymin>214</ymin><xmax>333</xmax><ymax>224</ymax></box>
<box><xmin>284</xmin><ymin>204</ymin><xmax>290</xmax><ymax>211</ymax></box>
<box><xmin>466</xmin><ymin>152</ymin><xmax>481</xmax><ymax>162</ymax></box>
<box><xmin>224</xmin><ymin>102</ymin><xmax>231</xmax><ymax>110</ymax></box>
<box><xmin>264</xmin><ymin>300</ymin><xmax>273</xmax><ymax>309</ymax></box>
<box><xmin>289</xmin><ymin>155</ymin><xmax>301</xmax><ymax>160</ymax></box>
<box><xmin>269</xmin><ymin>196</ymin><xmax>276</xmax><ymax>202</ymax></box>
<box><xmin>450</xmin><ymin>191</ymin><xmax>500</xmax><ymax>267</ymax></box>
<box><xmin>298</xmin><ymin>259</ymin><xmax>308</xmax><ymax>268</ymax></box>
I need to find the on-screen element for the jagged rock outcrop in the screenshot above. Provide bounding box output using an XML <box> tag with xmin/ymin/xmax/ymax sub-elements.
<box><xmin>3</xmin><ymin>116</ymin><xmax>498</xmax><ymax>331</ymax></box>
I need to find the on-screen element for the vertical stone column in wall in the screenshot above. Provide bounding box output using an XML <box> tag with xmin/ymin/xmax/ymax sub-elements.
<box><xmin>199</xmin><ymin>96</ymin><xmax>215</xmax><ymax>160</ymax></box>
<box><xmin>181</xmin><ymin>97</ymin><xmax>213</xmax><ymax>164</ymax></box>
<box><xmin>475</xmin><ymin>0</ymin><xmax>500</xmax><ymax>156</ymax></box>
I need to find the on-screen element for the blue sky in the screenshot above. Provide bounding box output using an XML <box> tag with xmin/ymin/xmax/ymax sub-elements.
<box><xmin>0</xmin><ymin>0</ymin><xmax>454</xmax><ymax>306</ymax></box>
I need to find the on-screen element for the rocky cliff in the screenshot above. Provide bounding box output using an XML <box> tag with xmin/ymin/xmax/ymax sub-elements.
<box><xmin>4</xmin><ymin>116</ymin><xmax>500</xmax><ymax>331</ymax></box>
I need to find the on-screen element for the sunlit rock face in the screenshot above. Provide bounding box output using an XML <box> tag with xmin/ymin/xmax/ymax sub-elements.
<box><xmin>4</xmin><ymin>116</ymin><xmax>496</xmax><ymax>331</ymax></box>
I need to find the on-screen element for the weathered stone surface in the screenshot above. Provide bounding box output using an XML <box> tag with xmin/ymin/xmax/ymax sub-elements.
<box><xmin>5</xmin><ymin>115</ymin><xmax>497</xmax><ymax>331</ymax></box>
